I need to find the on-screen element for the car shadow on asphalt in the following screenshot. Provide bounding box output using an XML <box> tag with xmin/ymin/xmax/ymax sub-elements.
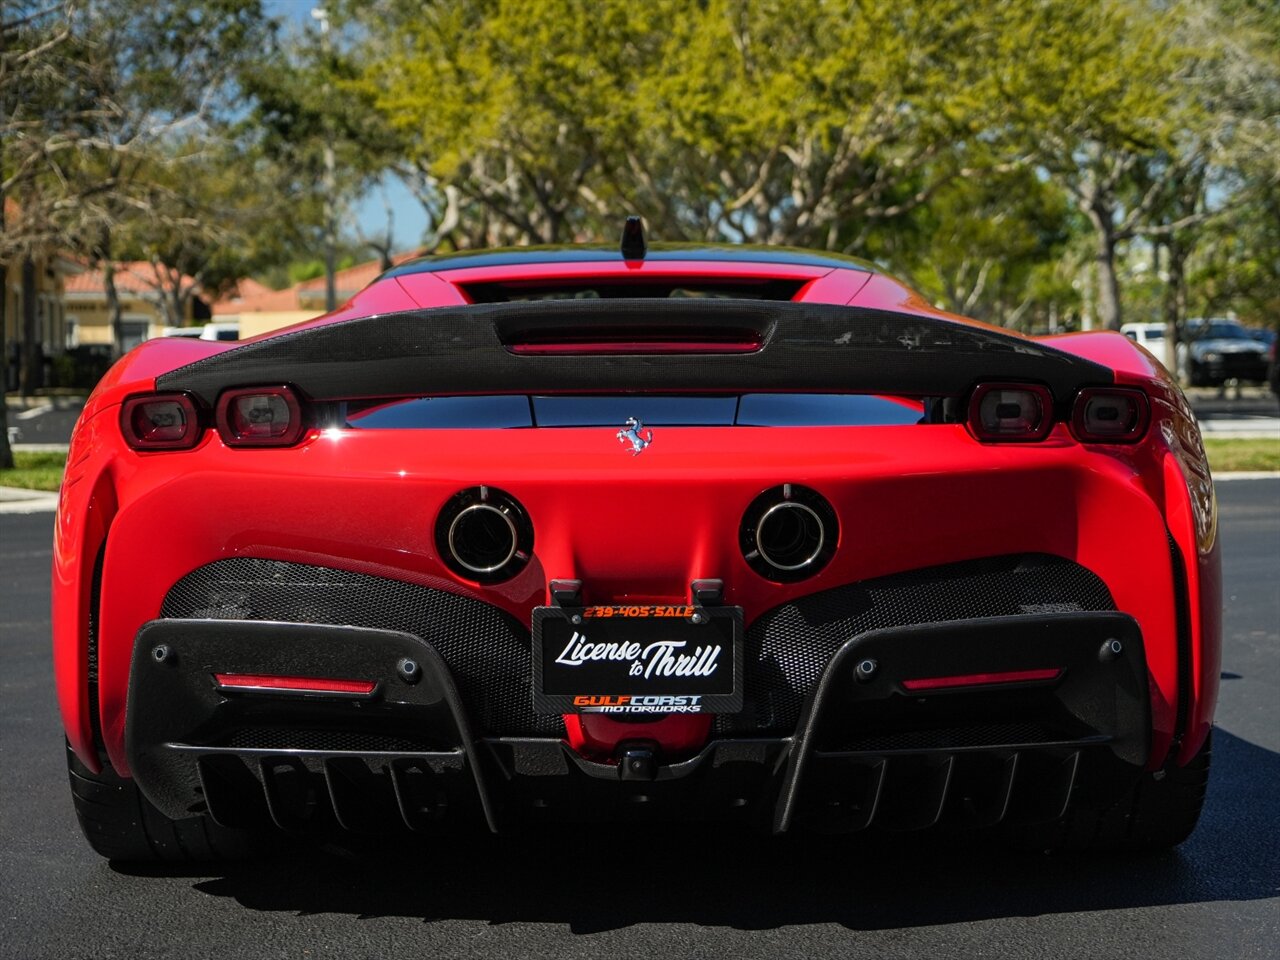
<box><xmin>114</xmin><ymin>727</ymin><xmax>1278</xmax><ymax>932</ymax></box>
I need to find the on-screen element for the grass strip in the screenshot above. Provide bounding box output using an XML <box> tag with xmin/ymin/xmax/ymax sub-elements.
<box><xmin>0</xmin><ymin>451</ymin><xmax>69</xmax><ymax>492</ymax></box>
<box><xmin>2</xmin><ymin>439</ymin><xmax>1277</xmax><ymax>494</ymax></box>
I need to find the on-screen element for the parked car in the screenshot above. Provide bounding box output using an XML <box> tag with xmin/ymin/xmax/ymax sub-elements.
<box><xmin>1245</xmin><ymin>327</ymin><xmax>1276</xmax><ymax>349</ymax></box>
<box><xmin>1120</xmin><ymin>321</ymin><xmax>1166</xmax><ymax>353</ymax></box>
<box><xmin>1184</xmin><ymin>318</ymin><xmax>1270</xmax><ymax>386</ymax></box>
<box><xmin>198</xmin><ymin>321</ymin><xmax>240</xmax><ymax>341</ymax></box>
<box><xmin>1268</xmin><ymin>337</ymin><xmax>1280</xmax><ymax>405</ymax></box>
<box><xmin>55</xmin><ymin>223</ymin><xmax>1220</xmax><ymax>861</ymax></box>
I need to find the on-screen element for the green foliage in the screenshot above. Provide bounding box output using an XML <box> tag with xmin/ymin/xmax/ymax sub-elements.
<box><xmin>0</xmin><ymin>451</ymin><xmax>67</xmax><ymax>492</ymax></box>
<box><xmin>1203</xmin><ymin>439</ymin><xmax>1280</xmax><ymax>473</ymax></box>
<box><xmin>6</xmin><ymin>0</ymin><xmax>1280</xmax><ymax>342</ymax></box>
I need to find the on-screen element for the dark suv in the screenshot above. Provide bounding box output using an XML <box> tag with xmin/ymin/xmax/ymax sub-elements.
<box><xmin>1186</xmin><ymin>320</ymin><xmax>1270</xmax><ymax>386</ymax></box>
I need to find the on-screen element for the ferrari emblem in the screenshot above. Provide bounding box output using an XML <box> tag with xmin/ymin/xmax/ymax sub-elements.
<box><xmin>616</xmin><ymin>417</ymin><xmax>653</xmax><ymax>456</ymax></box>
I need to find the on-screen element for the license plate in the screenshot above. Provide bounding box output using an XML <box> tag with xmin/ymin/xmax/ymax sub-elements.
<box><xmin>532</xmin><ymin>604</ymin><xmax>743</xmax><ymax>715</ymax></box>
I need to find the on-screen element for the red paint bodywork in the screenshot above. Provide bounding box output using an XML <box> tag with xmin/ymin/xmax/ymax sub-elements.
<box><xmin>52</xmin><ymin>254</ymin><xmax>1221</xmax><ymax>776</ymax></box>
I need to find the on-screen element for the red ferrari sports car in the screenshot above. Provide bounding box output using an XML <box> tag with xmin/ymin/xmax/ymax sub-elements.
<box><xmin>54</xmin><ymin>221</ymin><xmax>1219</xmax><ymax>861</ymax></box>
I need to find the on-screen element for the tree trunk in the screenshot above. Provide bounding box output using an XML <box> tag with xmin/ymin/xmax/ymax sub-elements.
<box><xmin>323</xmin><ymin>143</ymin><xmax>337</xmax><ymax>312</ymax></box>
<box><xmin>95</xmin><ymin>228</ymin><xmax>125</xmax><ymax>358</ymax></box>
<box><xmin>0</xmin><ymin>199</ymin><xmax>14</xmax><ymax>469</ymax></box>
<box><xmin>0</xmin><ymin>300</ymin><xmax>13</xmax><ymax>465</ymax></box>
<box><xmin>19</xmin><ymin>257</ymin><xmax>43</xmax><ymax>396</ymax></box>
<box><xmin>1078</xmin><ymin>189</ymin><xmax>1123</xmax><ymax>331</ymax></box>
<box><xmin>1162</xmin><ymin>241</ymin><xmax>1187</xmax><ymax>380</ymax></box>
<box><xmin>1095</xmin><ymin>234</ymin><xmax>1122</xmax><ymax>331</ymax></box>
<box><xmin>104</xmin><ymin>261</ymin><xmax>124</xmax><ymax>358</ymax></box>
<box><xmin>0</xmin><ymin>295</ymin><xmax>12</xmax><ymax>468</ymax></box>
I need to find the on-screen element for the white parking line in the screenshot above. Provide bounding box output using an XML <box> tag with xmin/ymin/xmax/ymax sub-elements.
<box><xmin>0</xmin><ymin>496</ymin><xmax>59</xmax><ymax>514</ymax></box>
<box><xmin>1215</xmin><ymin>472</ymin><xmax>1280</xmax><ymax>481</ymax></box>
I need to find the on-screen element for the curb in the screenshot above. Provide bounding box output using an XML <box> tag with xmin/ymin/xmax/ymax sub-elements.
<box><xmin>1214</xmin><ymin>471</ymin><xmax>1280</xmax><ymax>481</ymax></box>
<box><xmin>0</xmin><ymin>486</ymin><xmax>60</xmax><ymax>514</ymax></box>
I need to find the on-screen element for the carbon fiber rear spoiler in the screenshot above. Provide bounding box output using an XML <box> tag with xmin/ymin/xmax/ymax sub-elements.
<box><xmin>157</xmin><ymin>299</ymin><xmax>1113</xmax><ymax>405</ymax></box>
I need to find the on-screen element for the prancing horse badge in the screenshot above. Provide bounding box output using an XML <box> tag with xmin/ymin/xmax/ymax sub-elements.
<box><xmin>616</xmin><ymin>417</ymin><xmax>653</xmax><ymax>456</ymax></box>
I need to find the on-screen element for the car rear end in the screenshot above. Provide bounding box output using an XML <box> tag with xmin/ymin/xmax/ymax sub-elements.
<box><xmin>53</xmin><ymin>268</ymin><xmax>1220</xmax><ymax>851</ymax></box>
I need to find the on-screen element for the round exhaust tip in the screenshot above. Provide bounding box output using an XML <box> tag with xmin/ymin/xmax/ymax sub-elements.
<box><xmin>740</xmin><ymin>484</ymin><xmax>837</xmax><ymax>581</ymax></box>
<box><xmin>436</xmin><ymin>486</ymin><xmax>533</xmax><ymax>583</ymax></box>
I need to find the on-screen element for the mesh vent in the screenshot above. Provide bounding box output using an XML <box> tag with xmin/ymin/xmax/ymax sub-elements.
<box><xmin>163</xmin><ymin>554</ymin><xmax>1112</xmax><ymax>739</ymax></box>
<box><xmin>161</xmin><ymin>558</ymin><xmax>562</xmax><ymax>737</ymax></box>
<box><xmin>718</xmin><ymin>554</ymin><xmax>1114</xmax><ymax>735</ymax></box>
<box><xmin>224</xmin><ymin>728</ymin><xmax>434</xmax><ymax>753</ymax></box>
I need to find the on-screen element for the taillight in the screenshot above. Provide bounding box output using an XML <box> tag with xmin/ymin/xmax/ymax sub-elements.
<box><xmin>120</xmin><ymin>393</ymin><xmax>201</xmax><ymax>450</ymax></box>
<box><xmin>966</xmin><ymin>383</ymin><xmax>1054</xmax><ymax>442</ymax></box>
<box><xmin>1071</xmin><ymin>388</ymin><xmax>1150</xmax><ymax>443</ymax></box>
<box><xmin>215</xmin><ymin>385</ymin><xmax>306</xmax><ymax>447</ymax></box>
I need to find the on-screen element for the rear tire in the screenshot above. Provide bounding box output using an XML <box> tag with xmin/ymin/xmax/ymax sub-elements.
<box><xmin>1012</xmin><ymin>732</ymin><xmax>1212</xmax><ymax>854</ymax></box>
<box><xmin>66</xmin><ymin>742</ymin><xmax>264</xmax><ymax>862</ymax></box>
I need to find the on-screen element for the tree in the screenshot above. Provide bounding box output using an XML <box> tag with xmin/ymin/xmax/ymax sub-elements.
<box><xmin>1144</xmin><ymin>0</ymin><xmax>1280</xmax><ymax>368</ymax></box>
<box><xmin>108</xmin><ymin>140</ymin><xmax>304</xmax><ymax>326</ymax></box>
<box><xmin>3</xmin><ymin>0</ymin><xmax>278</xmax><ymax>362</ymax></box>
<box><xmin>987</xmin><ymin>0</ymin><xmax>1204</xmax><ymax>330</ymax></box>
<box><xmin>336</xmin><ymin>0</ymin><xmax>1008</xmax><ymax>252</ymax></box>
<box><xmin>238</xmin><ymin>12</ymin><xmax>399</xmax><ymax>298</ymax></box>
<box><xmin>871</xmin><ymin>165</ymin><xmax>1077</xmax><ymax>328</ymax></box>
<box><xmin>2</xmin><ymin>1</ymin><xmax>92</xmax><ymax>459</ymax></box>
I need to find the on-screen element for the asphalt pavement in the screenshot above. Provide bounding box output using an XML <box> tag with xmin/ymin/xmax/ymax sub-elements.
<box><xmin>1</xmin><ymin>481</ymin><xmax>1277</xmax><ymax>960</ymax></box>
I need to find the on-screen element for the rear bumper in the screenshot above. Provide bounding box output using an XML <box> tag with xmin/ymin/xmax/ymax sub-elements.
<box><xmin>126</xmin><ymin>613</ymin><xmax>1148</xmax><ymax>834</ymax></box>
<box><xmin>55</xmin><ymin>415</ymin><xmax>1210</xmax><ymax>779</ymax></box>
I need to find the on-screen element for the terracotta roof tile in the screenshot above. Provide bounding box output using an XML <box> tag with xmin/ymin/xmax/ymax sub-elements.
<box><xmin>63</xmin><ymin>261</ymin><xmax>202</xmax><ymax>296</ymax></box>
<box><xmin>213</xmin><ymin>250</ymin><xmax>421</xmax><ymax>314</ymax></box>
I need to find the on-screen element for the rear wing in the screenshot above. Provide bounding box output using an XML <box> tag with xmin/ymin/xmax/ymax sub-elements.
<box><xmin>157</xmin><ymin>299</ymin><xmax>1113</xmax><ymax>405</ymax></box>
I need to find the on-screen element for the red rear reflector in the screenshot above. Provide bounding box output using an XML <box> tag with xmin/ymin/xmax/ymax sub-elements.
<box><xmin>215</xmin><ymin>385</ymin><xmax>305</xmax><ymax>447</ymax></box>
<box><xmin>120</xmin><ymin>393</ymin><xmax>201</xmax><ymax>450</ymax></box>
<box><xmin>214</xmin><ymin>673</ymin><xmax>376</xmax><ymax>695</ymax></box>
<box><xmin>967</xmin><ymin>383</ymin><xmax>1054</xmax><ymax>442</ymax></box>
<box><xmin>500</xmin><ymin>323</ymin><xmax>764</xmax><ymax>356</ymax></box>
<box><xmin>1071</xmin><ymin>387</ymin><xmax>1150</xmax><ymax>443</ymax></box>
<box><xmin>901</xmin><ymin>667</ymin><xmax>1062</xmax><ymax>691</ymax></box>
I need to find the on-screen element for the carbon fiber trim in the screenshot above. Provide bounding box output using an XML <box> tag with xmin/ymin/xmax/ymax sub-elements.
<box><xmin>155</xmin><ymin>299</ymin><xmax>1113</xmax><ymax>405</ymax></box>
<box><xmin>160</xmin><ymin>559</ymin><xmax>562</xmax><ymax>737</ymax></box>
<box><xmin>719</xmin><ymin>554</ymin><xmax>1115</xmax><ymax>735</ymax></box>
<box><xmin>1167</xmin><ymin>530</ymin><xmax>1192</xmax><ymax>752</ymax></box>
<box><xmin>161</xmin><ymin>554</ymin><xmax>1113</xmax><ymax>741</ymax></box>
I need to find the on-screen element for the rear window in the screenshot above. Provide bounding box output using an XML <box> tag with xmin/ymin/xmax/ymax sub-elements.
<box><xmin>345</xmin><ymin>394</ymin><xmax>923</xmax><ymax>429</ymax></box>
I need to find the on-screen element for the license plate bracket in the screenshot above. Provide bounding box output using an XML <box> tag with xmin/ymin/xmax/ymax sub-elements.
<box><xmin>532</xmin><ymin>604</ymin><xmax>743</xmax><ymax>715</ymax></box>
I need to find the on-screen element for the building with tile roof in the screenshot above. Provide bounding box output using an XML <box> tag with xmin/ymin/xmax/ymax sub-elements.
<box><xmin>212</xmin><ymin>251</ymin><xmax>418</xmax><ymax>339</ymax></box>
<box><xmin>62</xmin><ymin>261</ymin><xmax>210</xmax><ymax>352</ymax></box>
<box><xmin>3</xmin><ymin>198</ymin><xmax>82</xmax><ymax>390</ymax></box>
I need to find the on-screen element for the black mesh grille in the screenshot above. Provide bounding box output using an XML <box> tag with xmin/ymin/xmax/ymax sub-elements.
<box><xmin>162</xmin><ymin>553</ymin><xmax>1112</xmax><ymax>740</ymax></box>
<box><xmin>224</xmin><ymin>728</ymin><xmax>434</xmax><ymax>753</ymax></box>
<box><xmin>161</xmin><ymin>558</ymin><xmax>562</xmax><ymax>737</ymax></box>
<box><xmin>718</xmin><ymin>554</ymin><xmax>1115</xmax><ymax>735</ymax></box>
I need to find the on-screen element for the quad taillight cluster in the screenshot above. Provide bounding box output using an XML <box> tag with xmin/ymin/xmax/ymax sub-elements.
<box><xmin>119</xmin><ymin>382</ymin><xmax>1149</xmax><ymax>452</ymax></box>
<box><xmin>120</xmin><ymin>385</ymin><xmax>306</xmax><ymax>451</ymax></box>
<box><xmin>966</xmin><ymin>383</ymin><xmax>1149</xmax><ymax>444</ymax></box>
